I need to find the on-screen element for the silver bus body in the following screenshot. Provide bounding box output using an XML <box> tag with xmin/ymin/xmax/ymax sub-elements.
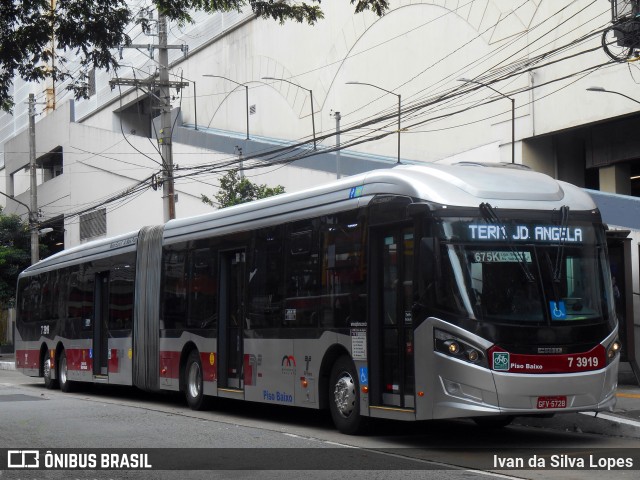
<box><xmin>14</xmin><ymin>163</ymin><xmax>620</xmax><ymax>432</ymax></box>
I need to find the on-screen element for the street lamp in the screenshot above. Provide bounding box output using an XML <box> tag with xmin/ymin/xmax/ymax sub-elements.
<box><xmin>586</xmin><ymin>86</ymin><xmax>640</xmax><ymax>105</ymax></box>
<box><xmin>346</xmin><ymin>81</ymin><xmax>401</xmax><ymax>164</ymax></box>
<box><xmin>262</xmin><ymin>77</ymin><xmax>316</xmax><ymax>149</ymax></box>
<box><xmin>172</xmin><ymin>75</ymin><xmax>198</xmax><ymax>131</ymax></box>
<box><xmin>458</xmin><ymin>78</ymin><xmax>515</xmax><ymax>164</ymax></box>
<box><xmin>587</xmin><ymin>86</ymin><xmax>640</xmax><ymax>193</ymax></box>
<box><xmin>204</xmin><ymin>75</ymin><xmax>250</xmax><ymax>139</ymax></box>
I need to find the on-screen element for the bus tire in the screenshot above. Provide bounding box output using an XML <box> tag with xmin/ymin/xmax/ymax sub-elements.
<box><xmin>43</xmin><ymin>349</ymin><xmax>58</xmax><ymax>390</ymax></box>
<box><xmin>58</xmin><ymin>350</ymin><xmax>75</xmax><ymax>393</ymax></box>
<box><xmin>473</xmin><ymin>415</ymin><xmax>514</xmax><ymax>429</ymax></box>
<box><xmin>329</xmin><ymin>356</ymin><xmax>367</xmax><ymax>435</ymax></box>
<box><xmin>185</xmin><ymin>350</ymin><xmax>210</xmax><ymax>410</ymax></box>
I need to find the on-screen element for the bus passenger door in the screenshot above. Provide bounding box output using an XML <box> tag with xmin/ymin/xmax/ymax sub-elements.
<box><xmin>218</xmin><ymin>249</ymin><xmax>246</xmax><ymax>390</ymax></box>
<box><xmin>370</xmin><ymin>225</ymin><xmax>415</xmax><ymax>409</ymax></box>
<box><xmin>93</xmin><ymin>271</ymin><xmax>110</xmax><ymax>376</ymax></box>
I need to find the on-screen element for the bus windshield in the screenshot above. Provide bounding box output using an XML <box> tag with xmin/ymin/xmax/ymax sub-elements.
<box><xmin>432</xmin><ymin>215</ymin><xmax>616</xmax><ymax>325</ymax></box>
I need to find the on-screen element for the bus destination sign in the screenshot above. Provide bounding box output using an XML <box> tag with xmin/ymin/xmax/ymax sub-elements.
<box><xmin>467</xmin><ymin>224</ymin><xmax>583</xmax><ymax>243</ymax></box>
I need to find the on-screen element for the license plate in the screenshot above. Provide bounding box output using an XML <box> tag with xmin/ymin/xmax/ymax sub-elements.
<box><xmin>537</xmin><ymin>396</ymin><xmax>567</xmax><ymax>409</ymax></box>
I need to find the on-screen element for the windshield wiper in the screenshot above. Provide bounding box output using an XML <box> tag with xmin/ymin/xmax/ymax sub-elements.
<box><xmin>553</xmin><ymin>205</ymin><xmax>570</xmax><ymax>283</ymax></box>
<box><xmin>479</xmin><ymin>202</ymin><xmax>535</xmax><ymax>282</ymax></box>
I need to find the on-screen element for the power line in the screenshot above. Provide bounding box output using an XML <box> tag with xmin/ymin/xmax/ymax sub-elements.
<box><xmin>14</xmin><ymin>1</ymin><xmax>621</xmax><ymax>224</ymax></box>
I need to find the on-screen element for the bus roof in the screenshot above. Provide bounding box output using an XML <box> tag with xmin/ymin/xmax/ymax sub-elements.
<box><xmin>163</xmin><ymin>163</ymin><xmax>595</xmax><ymax>241</ymax></box>
<box><xmin>20</xmin><ymin>230</ymin><xmax>140</xmax><ymax>276</ymax></box>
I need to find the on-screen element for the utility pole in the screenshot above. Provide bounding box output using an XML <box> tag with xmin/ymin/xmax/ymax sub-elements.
<box><xmin>44</xmin><ymin>0</ymin><xmax>57</xmax><ymax>112</ymax></box>
<box><xmin>109</xmin><ymin>11</ymin><xmax>188</xmax><ymax>222</ymax></box>
<box><xmin>333</xmin><ymin>111</ymin><xmax>341</xmax><ymax>179</ymax></box>
<box><xmin>157</xmin><ymin>15</ymin><xmax>175</xmax><ymax>221</ymax></box>
<box><xmin>235</xmin><ymin>146</ymin><xmax>244</xmax><ymax>179</ymax></box>
<box><xmin>28</xmin><ymin>94</ymin><xmax>39</xmax><ymax>264</ymax></box>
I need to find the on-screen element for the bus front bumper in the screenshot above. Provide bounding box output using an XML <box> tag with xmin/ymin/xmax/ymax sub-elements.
<box><xmin>427</xmin><ymin>354</ymin><xmax>619</xmax><ymax>420</ymax></box>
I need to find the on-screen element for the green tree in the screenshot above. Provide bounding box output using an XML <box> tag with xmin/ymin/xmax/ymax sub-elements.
<box><xmin>202</xmin><ymin>169</ymin><xmax>285</xmax><ymax>208</ymax></box>
<box><xmin>0</xmin><ymin>1</ymin><xmax>389</xmax><ymax>112</ymax></box>
<box><xmin>0</xmin><ymin>208</ymin><xmax>31</xmax><ymax>307</ymax></box>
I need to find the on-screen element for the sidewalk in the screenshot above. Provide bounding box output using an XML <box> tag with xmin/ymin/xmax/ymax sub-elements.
<box><xmin>0</xmin><ymin>352</ymin><xmax>15</xmax><ymax>371</ymax></box>
<box><xmin>2</xmin><ymin>352</ymin><xmax>640</xmax><ymax>437</ymax></box>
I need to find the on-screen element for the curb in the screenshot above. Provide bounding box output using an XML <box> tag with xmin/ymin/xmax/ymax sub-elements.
<box><xmin>514</xmin><ymin>410</ymin><xmax>640</xmax><ymax>439</ymax></box>
<box><xmin>0</xmin><ymin>360</ymin><xmax>16</xmax><ymax>371</ymax></box>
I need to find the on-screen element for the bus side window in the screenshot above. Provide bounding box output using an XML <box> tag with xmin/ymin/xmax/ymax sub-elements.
<box><xmin>28</xmin><ymin>277</ymin><xmax>43</xmax><ymax>322</ymax></box>
<box><xmin>285</xmin><ymin>222</ymin><xmax>321</xmax><ymax>328</ymax></box>
<box><xmin>52</xmin><ymin>268</ymin><xmax>69</xmax><ymax>319</ymax></box>
<box><xmin>40</xmin><ymin>272</ymin><xmax>53</xmax><ymax>321</ymax></box>
<box><xmin>321</xmin><ymin>212</ymin><xmax>366</xmax><ymax>328</ymax></box>
<box><xmin>109</xmin><ymin>261</ymin><xmax>135</xmax><ymax>331</ymax></box>
<box><xmin>247</xmin><ymin>226</ymin><xmax>284</xmax><ymax>330</ymax></box>
<box><xmin>188</xmin><ymin>248</ymin><xmax>217</xmax><ymax>330</ymax></box>
<box><xmin>67</xmin><ymin>267</ymin><xmax>85</xmax><ymax>323</ymax></box>
<box><xmin>17</xmin><ymin>277</ymin><xmax>36</xmax><ymax>323</ymax></box>
<box><xmin>79</xmin><ymin>267</ymin><xmax>95</xmax><ymax>324</ymax></box>
<box><xmin>162</xmin><ymin>246</ymin><xmax>188</xmax><ymax>330</ymax></box>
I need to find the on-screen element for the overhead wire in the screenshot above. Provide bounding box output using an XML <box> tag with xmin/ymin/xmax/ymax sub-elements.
<box><xmin>361</xmin><ymin>0</ymin><xmax>607</xmax><ymax>132</ymax></box>
<box><xmin>114</xmin><ymin>69</ymin><xmax>164</xmax><ymax>167</ymax></box>
<box><xmin>337</xmin><ymin>0</ymin><xmax>533</xmax><ymax>129</ymax></box>
<box><xmin>35</xmin><ymin>0</ymin><xmax>621</xmax><ymax>221</ymax></box>
<box><xmin>336</xmin><ymin>9</ymin><xmax>612</xmax><ymax>150</ymax></box>
<box><xmin>384</xmin><ymin>1</ymin><xmax>608</xmax><ymax>131</ymax></box>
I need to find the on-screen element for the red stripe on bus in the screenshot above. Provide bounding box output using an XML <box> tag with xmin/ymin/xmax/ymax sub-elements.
<box><xmin>15</xmin><ymin>349</ymin><xmax>39</xmax><ymax>369</ymax></box>
<box><xmin>160</xmin><ymin>351</ymin><xmax>181</xmax><ymax>379</ymax></box>
<box><xmin>65</xmin><ymin>348</ymin><xmax>93</xmax><ymax>372</ymax></box>
<box><xmin>489</xmin><ymin>344</ymin><xmax>606</xmax><ymax>374</ymax></box>
<box><xmin>200</xmin><ymin>352</ymin><xmax>217</xmax><ymax>382</ymax></box>
<box><xmin>159</xmin><ymin>351</ymin><xmax>217</xmax><ymax>382</ymax></box>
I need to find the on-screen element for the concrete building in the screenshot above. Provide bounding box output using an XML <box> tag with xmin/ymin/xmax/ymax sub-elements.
<box><xmin>0</xmin><ymin>1</ymin><xmax>639</xmax><ymax>366</ymax></box>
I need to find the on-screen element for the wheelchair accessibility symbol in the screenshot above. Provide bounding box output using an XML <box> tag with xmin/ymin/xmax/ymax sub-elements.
<box><xmin>549</xmin><ymin>300</ymin><xmax>567</xmax><ymax>320</ymax></box>
<box><xmin>359</xmin><ymin>367</ymin><xmax>368</xmax><ymax>386</ymax></box>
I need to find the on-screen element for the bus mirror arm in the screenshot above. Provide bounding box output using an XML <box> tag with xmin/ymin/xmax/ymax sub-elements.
<box><xmin>406</xmin><ymin>202</ymin><xmax>432</xmax><ymax>217</ymax></box>
<box><xmin>412</xmin><ymin>300</ymin><xmax>428</xmax><ymax>316</ymax></box>
<box><xmin>419</xmin><ymin>237</ymin><xmax>438</xmax><ymax>283</ymax></box>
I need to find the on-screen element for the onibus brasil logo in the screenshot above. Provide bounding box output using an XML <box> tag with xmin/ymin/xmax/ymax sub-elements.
<box><xmin>493</xmin><ymin>351</ymin><xmax>510</xmax><ymax>371</ymax></box>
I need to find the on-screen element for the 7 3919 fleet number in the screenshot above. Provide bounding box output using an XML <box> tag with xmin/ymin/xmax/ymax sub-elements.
<box><xmin>567</xmin><ymin>356</ymin><xmax>599</xmax><ymax>368</ymax></box>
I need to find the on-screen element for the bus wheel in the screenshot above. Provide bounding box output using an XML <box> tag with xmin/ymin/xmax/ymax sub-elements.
<box><xmin>473</xmin><ymin>416</ymin><xmax>514</xmax><ymax>429</ymax></box>
<box><xmin>58</xmin><ymin>350</ymin><xmax>75</xmax><ymax>393</ymax></box>
<box><xmin>329</xmin><ymin>356</ymin><xmax>366</xmax><ymax>435</ymax></box>
<box><xmin>185</xmin><ymin>350</ymin><xmax>210</xmax><ymax>410</ymax></box>
<box><xmin>43</xmin><ymin>350</ymin><xmax>58</xmax><ymax>390</ymax></box>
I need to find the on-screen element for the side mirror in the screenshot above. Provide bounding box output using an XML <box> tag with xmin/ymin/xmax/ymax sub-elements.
<box><xmin>406</xmin><ymin>202</ymin><xmax>431</xmax><ymax>217</ymax></box>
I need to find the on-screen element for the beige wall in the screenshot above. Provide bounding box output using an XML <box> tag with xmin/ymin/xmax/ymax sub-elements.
<box><xmin>600</xmin><ymin>164</ymin><xmax>632</xmax><ymax>195</ymax></box>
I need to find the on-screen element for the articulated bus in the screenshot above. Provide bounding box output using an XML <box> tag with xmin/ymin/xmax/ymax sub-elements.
<box><xmin>15</xmin><ymin>163</ymin><xmax>620</xmax><ymax>433</ymax></box>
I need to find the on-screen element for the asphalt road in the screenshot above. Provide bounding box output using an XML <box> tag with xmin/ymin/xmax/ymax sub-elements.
<box><xmin>1</xmin><ymin>369</ymin><xmax>640</xmax><ymax>480</ymax></box>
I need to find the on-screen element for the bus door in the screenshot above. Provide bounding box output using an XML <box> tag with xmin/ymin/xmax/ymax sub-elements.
<box><xmin>369</xmin><ymin>224</ymin><xmax>415</xmax><ymax>409</ymax></box>
<box><xmin>93</xmin><ymin>271</ymin><xmax>110</xmax><ymax>376</ymax></box>
<box><xmin>218</xmin><ymin>249</ymin><xmax>246</xmax><ymax>390</ymax></box>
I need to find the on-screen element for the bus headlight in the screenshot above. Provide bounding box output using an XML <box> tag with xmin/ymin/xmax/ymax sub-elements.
<box><xmin>606</xmin><ymin>339</ymin><xmax>621</xmax><ymax>364</ymax></box>
<box><xmin>467</xmin><ymin>349</ymin><xmax>479</xmax><ymax>362</ymax></box>
<box><xmin>445</xmin><ymin>340</ymin><xmax>460</xmax><ymax>354</ymax></box>
<box><xmin>434</xmin><ymin>329</ymin><xmax>487</xmax><ymax>367</ymax></box>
